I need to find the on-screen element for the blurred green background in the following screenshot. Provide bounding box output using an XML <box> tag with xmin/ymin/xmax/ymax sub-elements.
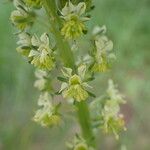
<box><xmin>0</xmin><ymin>0</ymin><xmax>150</xmax><ymax>149</ymax></box>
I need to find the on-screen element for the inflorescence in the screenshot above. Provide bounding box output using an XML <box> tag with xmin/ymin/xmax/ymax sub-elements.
<box><xmin>10</xmin><ymin>0</ymin><xmax>127</xmax><ymax>149</ymax></box>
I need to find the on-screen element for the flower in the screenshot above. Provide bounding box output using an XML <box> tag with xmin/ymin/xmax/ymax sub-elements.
<box><xmin>34</xmin><ymin>69</ymin><xmax>48</xmax><ymax>91</ymax></box>
<box><xmin>24</xmin><ymin>0</ymin><xmax>42</xmax><ymax>8</ymax></box>
<box><xmin>16</xmin><ymin>32</ymin><xmax>32</xmax><ymax>56</ymax></box>
<box><xmin>29</xmin><ymin>33</ymin><xmax>55</xmax><ymax>70</ymax></box>
<box><xmin>66</xmin><ymin>135</ymin><xmax>94</xmax><ymax>150</ymax></box>
<box><xmin>101</xmin><ymin>100</ymin><xmax>126</xmax><ymax>139</ymax></box>
<box><xmin>107</xmin><ymin>79</ymin><xmax>126</xmax><ymax>104</ymax></box>
<box><xmin>91</xmin><ymin>26</ymin><xmax>116</xmax><ymax>72</ymax></box>
<box><xmin>74</xmin><ymin>143</ymin><xmax>88</xmax><ymax>150</ymax></box>
<box><xmin>100</xmin><ymin>80</ymin><xmax>126</xmax><ymax>139</ymax></box>
<box><xmin>60</xmin><ymin>2</ymin><xmax>89</xmax><ymax>39</ymax></box>
<box><xmin>59</xmin><ymin>65</ymin><xmax>91</xmax><ymax>102</ymax></box>
<box><xmin>34</xmin><ymin>69</ymin><xmax>53</xmax><ymax>92</ymax></box>
<box><xmin>10</xmin><ymin>0</ymin><xmax>35</xmax><ymax>30</ymax></box>
<box><xmin>33</xmin><ymin>92</ymin><xmax>61</xmax><ymax>127</ymax></box>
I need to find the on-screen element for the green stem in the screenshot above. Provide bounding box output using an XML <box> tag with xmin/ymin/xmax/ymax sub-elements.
<box><xmin>76</xmin><ymin>101</ymin><xmax>95</xmax><ymax>147</ymax></box>
<box><xmin>43</xmin><ymin>0</ymin><xmax>95</xmax><ymax>147</ymax></box>
<box><xmin>43</xmin><ymin>0</ymin><xmax>75</xmax><ymax>68</ymax></box>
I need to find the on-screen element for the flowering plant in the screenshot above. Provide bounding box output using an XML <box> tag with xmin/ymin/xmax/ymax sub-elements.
<box><xmin>10</xmin><ymin>0</ymin><xmax>127</xmax><ymax>149</ymax></box>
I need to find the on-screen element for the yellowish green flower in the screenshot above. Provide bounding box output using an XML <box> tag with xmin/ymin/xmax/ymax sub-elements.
<box><xmin>10</xmin><ymin>0</ymin><xmax>35</xmax><ymax>30</ymax></box>
<box><xmin>92</xmin><ymin>54</ymin><xmax>109</xmax><ymax>72</ymax></box>
<box><xmin>24</xmin><ymin>0</ymin><xmax>42</xmax><ymax>8</ymax></box>
<box><xmin>34</xmin><ymin>69</ymin><xmax>53</xmax><ymax>92</ymax></box>
<box><xmin>59</xmin><ymin>65</ymin><xmax>91</xmax><ymax>102</ymax></box>
<box><xmin>107</xmin><ymin>79</ymin><xmax>126</xmax><ymax>104</ymax></box>
<box><xmin>91</xmin><ymin>26</ymin><xmax>115</xmax><ymax>73</ymax></box>
<box><xmin>34</xmin><ymin>69</ymin><xmax>48</xmax><ymax>91</ymax></box>
<box><xmin>74</xmin><ymin>143</ymin><xmax>88</xmax><ymax>150</ymax></box>
<box><xmin>67</xmin><ymin>135</ymin><xmax>94</xmax><ymax>150</ymax></box>
<box><xmin>29</xmin><ymin>33</ymin><xmax>55</xmax><ymax>70</ymax></box>
<box><xmin>16</xmin><ymin>32</ymin><xmax>32</xmax><ymax>56</ymax></box>
<box><xmin>100</xmin><ymin>80</ymin><xmax>126</xmax><ymax>139</ymax></box>
<box><xmin>101</xmin><ymin>101</ymin><xmax>126</xmax><ymax>139</ymax></box>
<box><xmin>60</xmin><ymin>2</ymin><xmax>89</xmax><ymax>39</ymax></box>
<box><xmin>33</xmin><ymin>92</ymin><xmax>61</xmax><ymax>127</ymax></box>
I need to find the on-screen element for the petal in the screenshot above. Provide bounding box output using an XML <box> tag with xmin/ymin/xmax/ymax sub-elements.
<box><xmin>31</xmin><ymin>35</ymin><xmax>40</xmax><ymax>47</ymax></box>
<box><xmin>61</xmin><ymin>1</ymin><xmax>75</xmax><ymax>16</ymax></box>
<box><xmin>105</xmin><ymin>40</ymin><xmax>113</xmax><ymax>51</ymax></box>
<box><xmin>61</xmin><ymin>3</ymin><xmax>69</xmax><ymax>16</ymax></box>
<box><xmin>40</xmin><ymin>33</ymin><xmax>49</xmax><ymax>45</ymax></box>
<box><xmin>17</xmin><ymin>32</ymin><xmax>31</xmax><ymax>46</ymax></box>
<box><xmin>108</xmin><ymin>53</ymin><xmax>116</xmax><ymax>60</ymax></box>
<box><xmin>28</xmin><ymin>50</ymin><xmax>39</xmax><ymax>57</ymax></box>
<box><xmin>92</xmin><ymin>25</ymin><xmax>107</xmax><ymax>36</ymax></box>
<box><xmin>62</xmin><ymin>67</ymin><xmax>72</xmax><ymax>77</ymax></box>
<box><xmin>35</xmin><ymin>69</ymin><xmax>47</xmax><ymax>78</ymax></box>
<box><xmin>82</xmin><ymin>82</ymin><xmax>92</xmax><ymax>88</ymax></box>
<box><xmin>76</xmin><ymin>2</ymin><xmax>86</xmax><ymax>16</ymax></box>
<box><xmin>78</xmin><ymin>64</ymin><xmax>86</xmax><ymax>79</ymax></box>
<box><xmin>59</xmin><ymin>82</ymin><xmax>68</xmax><ymax>93</ymax></box>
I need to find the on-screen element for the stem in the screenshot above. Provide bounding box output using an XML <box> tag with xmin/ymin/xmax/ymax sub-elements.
<box><xmin>43</xmin><ymin>0</ymin><xmax>75</xmax><ymax>68</ymax></box>
<box><xmin>76</xmin><ymin>101</ymin><xmax>95</xmax><ymax>147</ymax></box>
<box><xmin>43</xmin><ymin>0</ymin><xmax>95</xmax><ymax>147</ymax></box>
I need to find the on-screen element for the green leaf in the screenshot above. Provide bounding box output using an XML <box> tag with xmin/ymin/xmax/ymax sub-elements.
<box><xmin>57</xmin><ymin>76</ymin><xmax>68</xmax><ymax>82</ymax></box>
<box><xmin>86</xmin><ymin>90</ymin><xmax>96</xmax><ymax>98</ymax></box>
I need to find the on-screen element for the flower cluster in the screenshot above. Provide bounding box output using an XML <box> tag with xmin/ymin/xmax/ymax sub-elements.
<box><xmin>60</xmin><ymin>1</ymin><xmax>89</xmax><ymax>39</ymax></box>
<box><xmin>67</xmin><ymin>135</ymin><xmax>94</xmax><ymax>150</ymax></box>
<box><xmin>10</xmin><ymin>0</ymin><xmax>36</xmax><ymax>31</ymax></box>
<box><xmin>33</xmin><ymin>92</ymin><xmax>61</xmax><ymax>127</ymax></box>
<box><xmin>59</xmin><ymin>65</ymin><xmax>91</xmax><ymax>102</ymax></box>
<box><xmin>90</xmin><ymin>26</ymin><xmax>116</xmax><ymax>72</ymax></box>
<box><xmin>10</xmin><ymin>0</ymin><xmax>127</xmax><ymax>148</ymax></box>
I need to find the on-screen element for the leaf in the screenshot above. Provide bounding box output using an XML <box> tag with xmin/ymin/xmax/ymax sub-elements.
<box><xmin>87</xmin><ymin>90</ymin><xmax>96</xmax><ymax>98</ymax></box>
<box><xmin>85</xmin><ymin>76</ymin><xmax>95</xmax><ymax>82</ymax></box>
<box><xmin>62</xmin><ymin>67</ymin><xmax>72</xmax><ymax>77</ymax></box>
<box><xmin>55</xmin><ymin>91</ymin><xmax>62</xmax><ymax>95</ymax></box>
<box><xmin>57</xmin><ymin>76</ymin><xmax>68</xmax><ymax>82</ymax></box>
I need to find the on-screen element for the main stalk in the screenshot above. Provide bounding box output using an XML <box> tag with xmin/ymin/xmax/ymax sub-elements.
<box><xmin>43</xmin><ymin>0</ymin><xmax>95</xmax><ymax>147</ymax></box>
